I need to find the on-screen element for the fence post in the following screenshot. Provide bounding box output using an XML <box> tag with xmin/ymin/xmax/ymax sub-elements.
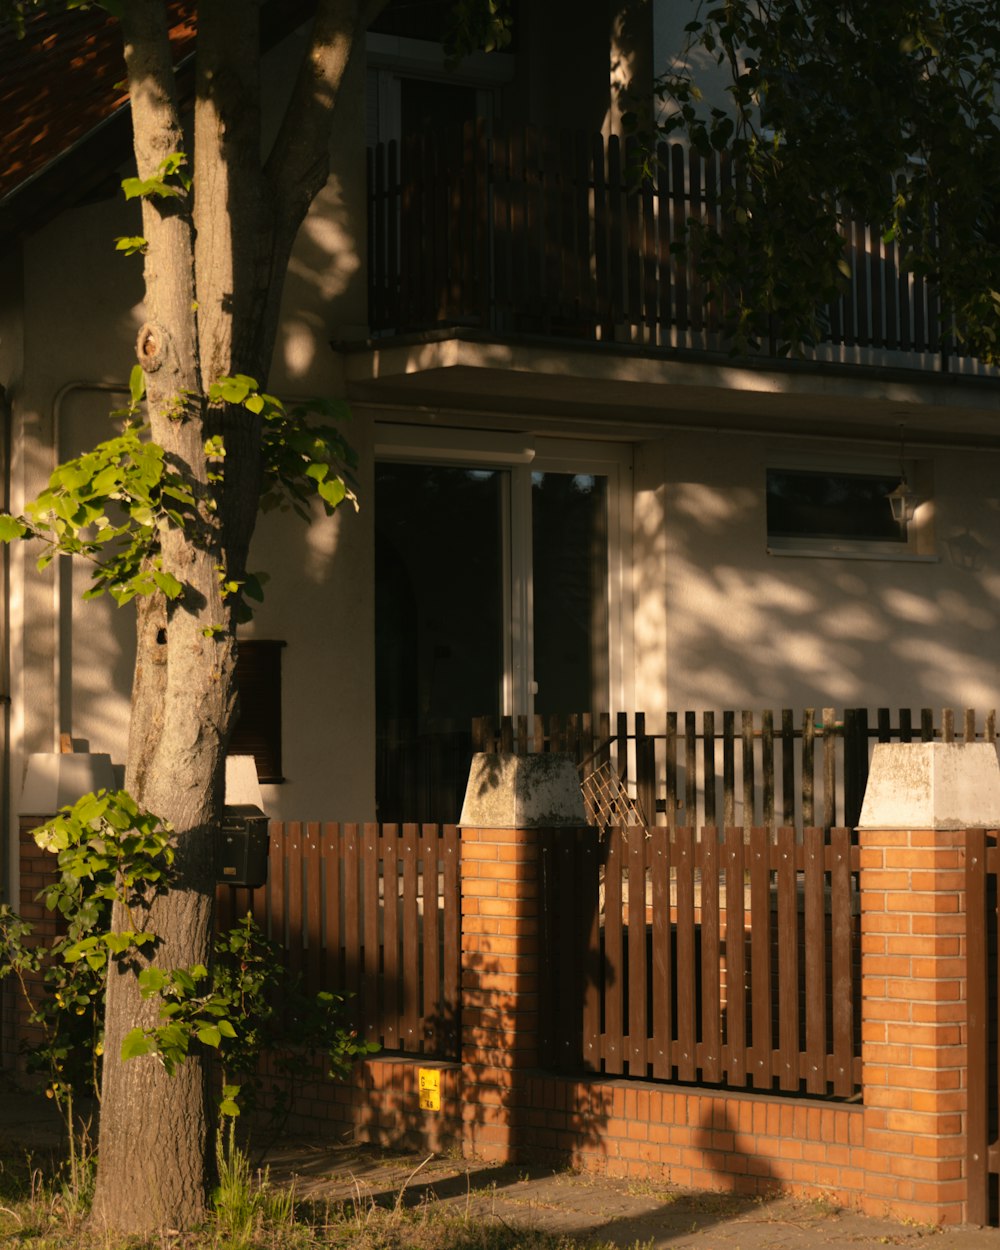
<box><xmin>857</xmin><ymin>742</ymin><xmax>1000</xmax><ymax>1225</ymax></box>
<box><xmin>458</xmin><ymin>752</ymin><xmax>587</xmax><ymax>1162</ymax></box>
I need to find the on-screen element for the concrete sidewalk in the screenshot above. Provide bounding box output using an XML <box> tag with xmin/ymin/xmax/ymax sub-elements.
<box><xmin>260</xmin><ymin>1135</ymin><xmax>1000</xmax><ymax>1250</ymax></box>
<box><xmin>4</xmin><ymin>1074</ymin><xmax>1000</xmax><ymax>1249</ymax></box>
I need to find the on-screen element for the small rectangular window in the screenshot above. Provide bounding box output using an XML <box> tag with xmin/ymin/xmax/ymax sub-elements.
<box><xmin>230</xmin><ymin>640</ymin><xmax>285</xmax><ymax>784</ymax></box>
<box><xmin>767</xmin><ymin>468</ymin><xmax>905</xmax><ymax>545</ymax></box>
<box><xmin>765</xmin><ymin>460</ymin><xmax>935</xmax><ymax>561</ymax></box>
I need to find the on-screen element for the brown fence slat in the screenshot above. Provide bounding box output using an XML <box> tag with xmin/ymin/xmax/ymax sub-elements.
<box><xmin>726</xmin><ymin>825</ymin><xmax>747</xmax><ymax>1086</ymax></box>
<box><xmin>748</xmin><ymin>823</ymin><xmax>772</xmax><ymax>1088</ymax></box>
<box><xmin>829</xmin><ymin>826</ymin><xmax>855</xmax><ymax>1097</ymax></box>
<box><xmin>822</xmin><ymin>708</ymin><xmax>837</xmax><ymax>828</ymax></box>
<box><xmin>342</xmin><ymin>824</ymin><xmax>361</xmax><ymax>1024</ymax></box>
<box><xmin>269</xmin><ymin>822</ymin><xmax>286</xmax><ymax>953</ymax></box>
<box><xmin>420</xmin><ymin>825</ymin><xmax>441</xmax><ymax>1053</ymax></box>
<box><xmin>665</xmin><ymin>711</ymin><xmax>678</xmax><ymax>830</ymax></box>
<box><xmin>700</xmin><ymin>828</ymin><xmax>721</xmax><ymax>1082</ymax></box>
<box><xmin>603</xmin><ymin>828</ymin><xmax>624</xmax><ymax>1074</ymax></box>
<box><xmin>703</xmin><ymin>711</ymin><xmax>716</xmax><ymax>827</ymax></box>
<box><xmin>305</xmin><ymin>821</ymin><xmax>322</xmax><ymax>995</ymax></box>
<box><xmin>581</xmin><ymin>828</ymin><xmax>602</xmax><ymax>1072</ymax></box>
<box><xmin>781</xmin><ymin>709</ymin><xmax>795</xmax><ymax>825</ymax></box>
<box><xmin>442</xmin><ymin>825</ymin><xmax>460</xmax><ymax>1054</ymax></box>
<box><xmin>400</xmin><ymin>823</ymin><xmax>420</xmax><ymax>1051</ymax></box>
<box><xmin>776</xmin><ymin>825</ymin><xmax>799</xmax><ymax>1090</ymax></box>
<box><xmin>651</xmin><ymin>828</ymin><xmax>671</xmax><ymax>1079</ymax></box>
<box><xmin>803</xmin><ymin>826</ymin><xmax>827</xmax><ymax>1095</ymax></box>
<box><xmin>723</xmin><ymin>711</ymin><xmax>736</xmax><ymax>828</ymax></box>
<box><xmin>627</xmin><ymin>826</ymin><xmax>648</xmax><ymax>1075</ymax></box>
<box><xmin>741</xmin><ymin>711</ymin><xmax>755</xmax><ymax>827</ymax></box>
<box><xmin>286</xmin><ymin>821</ymin><xmax>304</xmax><ymax>982</ymax></box>
<box><xmin>675</xmin><ymin>826</ymin><xmax>697</xmax><ymax>1082</ymax></box>
<box><xmin>382</xmin><ymin>824</ymin><xmax>400</xmax><ymax>1050</ymax></box>
<box><xmin>685</xmin><ymin>711</ymin><xmax>698</xmax><ymax>824</ymax></box>
<box><xmin>801</xmin><ymin>710</ymin><xmax>815</xmax><ymax>827</ymax></box>
<box><xmin>322</xmin><ymin>823</ymin><xmax>342</xmax><ymax>991</ymax></box>
<box><xmin>363</xmin><ymin>824</ymin><xmax>380</xmax><ymax>1047</ymax></box>
<box><xmin>761</xmin><ymin>710</ymin><xmax>775</xmax><ymax>829</ymax></box>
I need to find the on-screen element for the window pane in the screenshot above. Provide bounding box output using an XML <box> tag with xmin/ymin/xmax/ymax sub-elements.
<box><xmin>532</xmin><ymin>472</ymin><xmax>609</xmax><ymax>717</ymax></box>
<box><xmin>766</xmin><ymin>468</ymin><xmax>905</xmax><ymax>543</ymax></box>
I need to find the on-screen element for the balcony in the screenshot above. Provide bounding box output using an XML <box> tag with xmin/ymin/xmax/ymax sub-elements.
<box><xmin>367</xmin><ymin>123</ymin><xmax>994</xmax><ymax>378</ymax></box>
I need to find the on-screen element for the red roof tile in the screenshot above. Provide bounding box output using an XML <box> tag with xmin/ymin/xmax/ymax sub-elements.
<box><xmin>0</xmin><ymin>3</ymin><xmax>197</xmax><ymax>205</ymax></box>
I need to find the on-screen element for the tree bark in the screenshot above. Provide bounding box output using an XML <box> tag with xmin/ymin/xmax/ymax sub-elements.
<box><xmin>90</xmin><ymin>0</ymin><xmax>371</xmax><ymax>1234</ymax></box>
<box><xmin>91</xmin><ymin>0</ymin><xmax>229</xmax><ymax>1232</ymax></box>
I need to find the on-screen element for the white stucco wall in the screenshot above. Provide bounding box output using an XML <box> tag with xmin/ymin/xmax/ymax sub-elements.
<box><xmin>632</xmin><ymin>429</ymin><xmax>1000</xmax><ymax>716</ymax></box>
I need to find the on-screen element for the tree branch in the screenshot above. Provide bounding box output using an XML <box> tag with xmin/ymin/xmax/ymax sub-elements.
<box><xmin>264</xmin><ymin>0</ymin><xmax>359</xmax><ymax>241</ymax></box>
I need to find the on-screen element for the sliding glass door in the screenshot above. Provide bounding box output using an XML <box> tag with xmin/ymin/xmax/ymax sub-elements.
<box><xmin>374</xmin><ymin>435</ymin><xmax>630</xmax><ymax>820</ymax></box>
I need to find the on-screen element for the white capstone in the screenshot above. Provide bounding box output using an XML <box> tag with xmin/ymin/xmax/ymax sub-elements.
<box><xmin>857</xmin><ymin>742</ymin><xmax>1000</xmax><ymax>830</ymax></box>
<box><xmin>460</xmin><ymin>753</ymin><xmax>588</xmax><ymax>828</ymax></box>
<box><xmin>225</xmin><ymin>755</ymin><xmax>263</xmax><ymax>809</ymax></box>
<box><xmin>18</xmin><ymin>752</ymin><xmax>116</xmax><ymax>816</ymax></box>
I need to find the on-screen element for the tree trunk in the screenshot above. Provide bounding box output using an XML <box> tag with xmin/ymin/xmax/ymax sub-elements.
<box><xmin>89</xmin><ymin>0</ymin><xmax>371</xmax><ymax>1233</ymax></box>
<box><xmin>90</xmin><ymin>0</ymin><xmax>231</xmax><ymax>1231</ymax></box>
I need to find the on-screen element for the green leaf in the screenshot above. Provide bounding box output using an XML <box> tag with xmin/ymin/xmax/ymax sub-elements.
<box><xmin>129</xmin><ymin>365</ymin><xmax>146</xmax><ymax>408</ymax></box>
<box><xmin>318</xmin><ymin>478</ymin><xmax>347</xmax><ymax>509</ymax></box>
<box><xmin>121</xmin><ymin>1028</ymin><xmax>152</xmax><ymax>1061</ymax></box>
<box><xmin>196</xmin><ymin>1024</ymin><xmax>222</xmax><ymax>1049</ymax></box>
<box><xmin>138</xmin><ymin>967</ymin><xmax>169</xmax><ymax>995</ymax></box>
<box><xmin>0</xmin><ymin>515</ymin><xmax>27</xmax><ymax>542</ymax></box>
<box><xmin>151</xmin><ymin>570</ymin><xmax>184</xmax><ymax>600</ymax></box>
<box><xmin>114</xmin><ymin>236</ymin><xmax>148</xmax><ymax>257</ymax></box>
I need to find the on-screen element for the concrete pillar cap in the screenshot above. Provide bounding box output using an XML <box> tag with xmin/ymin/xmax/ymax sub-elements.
<box><xmin>857</xmin><ymin>741</ymin><xmax>1000</xmax><ymax>830</ymax></box>
<box><xmin>18</xmin><ymin>752</ymin><xmax>116</xmax><ymax>816</ymax></box>
<box><xmin>460</xmin><ymin>752</ymin><xmax>588</xmax><ymax>828</ymax></box>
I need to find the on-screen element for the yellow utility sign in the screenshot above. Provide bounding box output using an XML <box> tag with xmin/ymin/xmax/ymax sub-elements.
<box><xmin>418</xmin><ymin>1067</ymin><xmax>441</xmax><ymax>1111</ymax></box>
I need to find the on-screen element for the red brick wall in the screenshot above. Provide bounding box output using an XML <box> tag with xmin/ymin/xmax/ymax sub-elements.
<box><xmin>279</xmin><ymin>1056</ymin><xmax>866</xmax><ymax>1206</ymax></box>
<box><xmin>7</xmin><ymin>818</ymin><xmax>983</xmax><ymax>1226</ymax></box>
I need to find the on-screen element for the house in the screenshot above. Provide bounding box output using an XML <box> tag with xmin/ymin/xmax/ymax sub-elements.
<box><xmin>2</xmin><ymin>0</ymin><xmax>1000</xmax><ymax>904</ymax></box>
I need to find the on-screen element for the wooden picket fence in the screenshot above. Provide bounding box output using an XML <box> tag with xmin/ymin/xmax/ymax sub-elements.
<box><xmin>474</xmin><ymin>706</ymin><xmax>998</xmax><ymax>832</ymax></box>
<box><xmin>216</xmin><ymin>822</ymin><xmax>461</xmax><ymax>1060</ymax></box>
<box><xmin>540</xmin><ymin>824</ymin><xmax>862</xmax><ymax>1099</ymax></box>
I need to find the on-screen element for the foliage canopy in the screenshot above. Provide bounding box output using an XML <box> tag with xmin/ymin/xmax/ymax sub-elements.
<box><xmin>655</xmin><ymin>0</ymin><xmax>1000</xmax><ymax>359</ymax></box>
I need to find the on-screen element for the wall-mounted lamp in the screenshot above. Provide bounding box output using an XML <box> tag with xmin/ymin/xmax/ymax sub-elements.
<box><xmin>888</xmin><ymin>424</ymin><xmax>918</xmax><ymax>526</ymax></box>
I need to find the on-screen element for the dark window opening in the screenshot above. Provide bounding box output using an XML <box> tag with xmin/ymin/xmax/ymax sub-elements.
<box><xmin>230</xmin><ymin>639</ymin><xmax>285</xmax><ymax>784</ymax></box>
<box><xmin>766</xmin><ymin>468</ymin><xmax>905</xmax><ymax>544</ymax></box>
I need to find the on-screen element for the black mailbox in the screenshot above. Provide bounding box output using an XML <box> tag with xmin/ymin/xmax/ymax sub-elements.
<box><xmin>217</xmin><ymin>804</ymin><xmax>269</xmax><ymax>888</ymax></box>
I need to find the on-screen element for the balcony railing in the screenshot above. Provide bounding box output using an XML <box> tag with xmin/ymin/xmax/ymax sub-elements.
<box><xmin>367</xmin><ymin>122</ymin><xmax>992</xmax><ymax>375</ymax></box>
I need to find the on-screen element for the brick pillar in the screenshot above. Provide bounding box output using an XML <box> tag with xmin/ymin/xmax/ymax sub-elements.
<box><xmin>458</xmin><ymin>752</ymin><xmax>587</xmax><ymax>1162</ymax></box>
<box><xmin>857</xmin><ymin>742</ymin><xmax>1000</xmax><ymax>1226</ymax></box>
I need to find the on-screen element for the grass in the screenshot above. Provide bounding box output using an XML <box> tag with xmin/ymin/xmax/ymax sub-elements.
<box><xmin>0</xmin><ymin>1141</ymin><xmax>647</xmax><ymax>1250</ymax></box>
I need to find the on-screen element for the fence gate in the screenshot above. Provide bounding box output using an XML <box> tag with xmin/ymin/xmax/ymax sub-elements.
<box><xmin>966</xmin><ymin>828</ymin><xmax>1000</xmax><ymax>1224</ymax></box>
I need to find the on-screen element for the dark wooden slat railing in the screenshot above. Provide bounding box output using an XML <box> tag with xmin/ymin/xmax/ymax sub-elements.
<box><xmin>368</xmin><ymin>122</ymin><xmax>991</xmax><ymax>370</ymax></box>
<box><xmin>540</xmin><ymin>824</ymin><xmax>862</xmax><ymax>1099</ymax></box>
<box><xmin>216</xmin><ymin>822</ymin><xmax>461</xmax><ymax>1061</ymax></box>
<box><xmin>474</xmin><ymin>706</ymin><xmax>998</xmax><ymax>833</ymax></box>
